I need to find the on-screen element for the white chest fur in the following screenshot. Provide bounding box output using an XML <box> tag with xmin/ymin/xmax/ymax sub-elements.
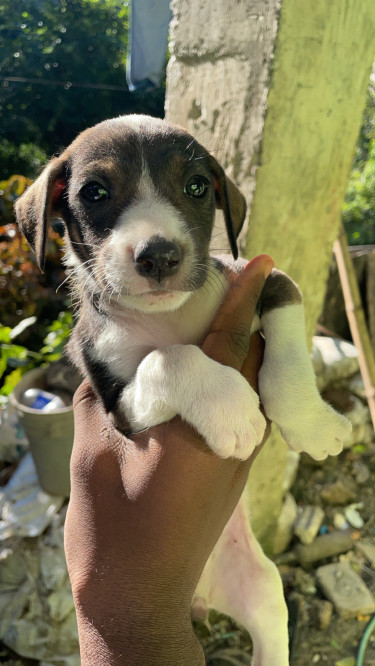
<box><xmin>94</xmin><ymin>266</ymin><xmax>229</xmax><ymax>381</ymax></box>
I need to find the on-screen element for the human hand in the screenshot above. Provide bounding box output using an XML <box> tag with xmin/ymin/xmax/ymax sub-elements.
<box><xmin>64</xmin><ymin>254</ymin><xmax>273</xmax><ymax>666</ymax></box>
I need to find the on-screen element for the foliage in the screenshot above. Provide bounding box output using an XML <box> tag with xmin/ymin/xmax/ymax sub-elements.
<box><xmin>0</xmin><ymin>139</ymin><xmax>48</xmax><ymax>179</ymax></box>
<box><xmin>0</xmin><ymin>0</ymin><xmax>165</xmax><ymax>176</ymax></box>
<box><xmin>0</xmin><ymin>174</ymin><xmax>69</xmax><ymax>333</ymax></box>
<box><xmin>0</xmin><ymin>220</ymin><xmax>68</xmax><ymax>329</ymax></box>
<box><xmin>0</xmin><ymin>173</ymin><xmax>31</xmax><ymax>223</ymax></box>
<box><xmin>0</xmin><ymin>174</ymin><xmax>71</xmax><ymax>399</ymax></box>
<box><xmin>0</xmin><ymin>311</ymin><xmax>72</xmax><ymax>399</ymax></box>
<box><xmin>342</xmin><ymin>85</ymin><xmax>375</xmax><ymax>245</ymax></box>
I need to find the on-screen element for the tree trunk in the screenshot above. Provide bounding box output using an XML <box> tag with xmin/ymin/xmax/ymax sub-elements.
<box><xmin>165</xmin><ymin>0</ymin><xmax>375</xmax><ymax>551</ymax></box>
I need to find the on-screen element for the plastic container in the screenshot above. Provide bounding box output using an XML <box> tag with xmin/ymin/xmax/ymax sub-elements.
<box><xmin>10</xmin><ymin>367</ymin><xmax>74</xmax><ymax>496</ymax></box>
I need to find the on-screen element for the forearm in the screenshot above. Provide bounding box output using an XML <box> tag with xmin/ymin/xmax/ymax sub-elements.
<box><xmin>74</xmin><ymin>584</ymin><xmax>205</xmax><ymax>666</ymax></box>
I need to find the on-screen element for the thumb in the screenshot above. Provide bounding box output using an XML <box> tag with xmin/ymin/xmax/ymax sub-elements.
<box><xmin>202</xmin><ymin>255</ymin><xmax>274</xmax><ymax>370</ymax></box>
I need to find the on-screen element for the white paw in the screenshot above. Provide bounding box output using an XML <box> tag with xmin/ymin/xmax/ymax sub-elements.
<box><xmin>279</xmin><ymin>401</ymin><xmax>352</xmax><ymax>461</ymax></box>
<box><xmin>192</xmin><ymin>369</ymin><xmax>267</xmax><ymax>460</ymax></box>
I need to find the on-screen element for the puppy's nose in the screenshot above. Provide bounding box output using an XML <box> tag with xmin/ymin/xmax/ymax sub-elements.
<box><xmin>134</xmin><ymin>238</ymin><xmax>181</xmax><ymax>282</ymax></box>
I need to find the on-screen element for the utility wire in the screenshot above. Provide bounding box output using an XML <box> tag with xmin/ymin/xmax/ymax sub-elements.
<box><xmin>0</xmin><ymin>75</ymin><xmax>129</xmax><ymax>91</ymax></box>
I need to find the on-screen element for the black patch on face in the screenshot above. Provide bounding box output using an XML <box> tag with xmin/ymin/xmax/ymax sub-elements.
<box><xmin>62</xmin><ymin>117</ymin><xmax>219</xmax><ymax>289</ymax></box>
<box><xmin>66</xmin><ymin>125</ymin><xmax>144</xmax><ymax>245</ymax></box>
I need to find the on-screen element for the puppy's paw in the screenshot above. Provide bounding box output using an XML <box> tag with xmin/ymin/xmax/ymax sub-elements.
<box><xmin>280</xmin><ymin>402</ymin><xmax>352</xmax><ymax>461</ymax></box>
<box><xmin>193</xmin><ymin>369</ymin><xmax>267</xmax><ymax>460</ymax></box>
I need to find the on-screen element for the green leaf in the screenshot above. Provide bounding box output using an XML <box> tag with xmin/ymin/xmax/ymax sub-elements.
<box><xmin>0</xmin><ymin>326</ymin><xmax>12</xmax><ymax>343</ymax></box>
<box><xmin>0</xmin><ymin>367</ymin><xmax>24</xmax><ymax>396</ymax></box>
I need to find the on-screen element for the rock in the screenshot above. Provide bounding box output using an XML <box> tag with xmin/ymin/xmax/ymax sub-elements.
<box><xmin>273</xmin><ymin>493</ymin><xmax>298</xmax><ymax>555</ymax></box>
<box><xmin>320</xmin><ymin>479</ymin><xmax>356</xmax><ymax>505</ymax></box>
<box><xmin>344</xmin><ymin>422</ymin><xmax>374</xmax><ymax>448</ymax></box>
<box><xmin>347</xmin><ymin>372</ymin><xmax>367</xmax><ymax>400</ymax></box>
<box><xmin>294</xmin><ymin>568</ymin><xmax>317</xmax><ymax>595</ymax></box>
<box><xmin>310</xmin><ymin>598</ymin><xmax>333</xmax><ymax>630</ymax></box>
<box><xmin>312</xmin><ymin>337</ymin><xmax>359</xmax><ymax>391</ymax></box>
<box><xmin>355</xmin><ymin>540</ymin><xmax>375</xmax><ymax>565</ymax></box>
<box><xmin>353</xmin><ymin>460</ymin><xmax>371</xmax><ymax>484</ymax></box>
<box><xmin>321</xmin><ymin>387</ymin><xmax>357</xmax><ymax>414</ymax></box>
<box><xmin>294</xmin><ymin>531</ymin><xmax>353</xmax><ymax>565</ymax></box>
<box><xmin>294</xmin><ymin>505</ymin><xmax>324</xmax><ymax>545</ymax></box>
<box><xmin>316</xmin><ymin>561</ymin><xmax>375</xmax><ymax>618</ymax></box>
<box><xmin>333</xmin><ymin>513</ymin><xmax>349</xmax><ymax>531</ymax></box>
<box><xmin>344</xmin><ymin>504</ymin><xmax>364</xmax><ymax>529</ymax></box>
<box><xmin>342</xmin><ymin>396</ymin><xmax>370</xmax><ymax>427</ymax></box>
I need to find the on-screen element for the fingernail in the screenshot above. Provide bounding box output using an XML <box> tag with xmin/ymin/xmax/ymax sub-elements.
<box><xmin>264</xmin><ymin>260</ymin><xmax>274</xmax><ymax>278</ymax></box>
<box><xmin>247</xmin><ymin>254</ymin><xmax>274</xmax><ymax>278</ymax></box>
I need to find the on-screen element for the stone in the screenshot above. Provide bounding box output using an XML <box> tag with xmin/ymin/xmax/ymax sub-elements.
<box><xmin>333</xmin><ymin>513</ymin><xmax>349</xmax><ymax>531</ymax></box>
<box><xmin>294</xmin><ymin>505</ymin><xmax>324</xmax><ymax>545</ymax></box>
<box><xmin>320</xmin><ymin>479</ymin><xmax>356</xmax><ymax>505</ymax></box>
<box><xmin>310</xmin><ymin>598</ymin><xmax>334</xmax><ymax>630</ymax></box>
<box><xmin>312</xmin><ymin>337</ymin><xmax>359</xmax><ymax>391</ymax></box>
<box><xmin>344</xmin><ymin>505</ymin><xmax>364</xmax><ymax>529</ymax></box>
<box><xmin>353</xmin><ymin>460</ymin><xmax>371</xmax><ymax>484</ymax></box>
<box><xmin>316</xmin><ymin>561</ymin><xmax>375</xmax><ymax>618</ymax></box>
<box><xmin>294</xmin><ymin>531</ymin><xmax>353</xmax><ymax>565</ymax></box>
<box><xmin>355</xmin><ymin>540</ymin><xmax>375</xmax><ymax>565</ymax></box>
<box><xmin>294</xmin><ymin>568</ymin><xmax>317</xmax><ymax>595</ymax></box>
<box><xmin>342</xmin><ymin>396</ymin><xmax>371</xmax><ymax>427</ymax></box>
<box><xmin>344</xmin><ymin>422</ymin><xmax>374</xmax><ymax>449</ymax></box>
<box><xmin>348</xmin><ymin>372</ymin><xmax>367</xmax><ymax>400</ymax></box>
<box><xmin>273</xmin><ymin>493</ymin><xmax>298</xmax><ymax>555</ymax></box>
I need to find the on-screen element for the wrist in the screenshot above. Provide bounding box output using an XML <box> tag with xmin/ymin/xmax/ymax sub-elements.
<box><xmin>74</xmin><ymin>591</ymin><xmax>205</xmax><ymax>666</ymax></box>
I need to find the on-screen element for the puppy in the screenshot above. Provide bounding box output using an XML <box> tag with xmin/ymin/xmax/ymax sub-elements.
<box><xmin>16</xmin><ymin>114</ymin><xmax>351</xmax><ymax>665</ymax></box>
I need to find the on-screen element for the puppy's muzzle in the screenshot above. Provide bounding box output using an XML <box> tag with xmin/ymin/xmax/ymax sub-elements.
<box><xmin>134</xmin><ymin>237</ymin><xmax>182</xmax><ymax>283</ymax></box>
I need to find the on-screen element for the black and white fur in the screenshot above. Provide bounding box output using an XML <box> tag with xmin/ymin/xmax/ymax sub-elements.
<box><xmin>15</xmin><ymin>114</ymin><xmax>351</xmax><ymax>665</ymax></box>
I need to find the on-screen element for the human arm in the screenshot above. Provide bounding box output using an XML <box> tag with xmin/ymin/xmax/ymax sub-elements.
<box><xmin>64</xmin><ymin>255</ymin><xmax>273</xmax><ymax>665</ymax></box>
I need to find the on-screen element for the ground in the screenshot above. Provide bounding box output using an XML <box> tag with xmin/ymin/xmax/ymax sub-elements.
<box><xmin>194</xmin><ymin>439</ymin><xmax>375</xmax><ymax>666</ymax></box>
<box><xmin>1</xmin><ymin>439</ymin><xmax>374</xmax><ymax>665</ymax></box>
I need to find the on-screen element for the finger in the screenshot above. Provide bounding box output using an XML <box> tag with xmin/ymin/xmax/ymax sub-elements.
<box><xmin>203</xmin><ymin>254</ymin><xmax>274</xmax><ymax>369</ymax></box>
<box><xmin>241</xmin><ymin>331</ymin><xmax>265</xmax><ymax>393</ymax></box>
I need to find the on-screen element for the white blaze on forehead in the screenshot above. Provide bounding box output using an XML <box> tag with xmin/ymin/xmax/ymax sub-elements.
<box><xmin>98</xmin><ymin>163</ymin><xmax>197</xmax><ymax>306</ymax></box>
<box><xmin>109</xmin><ymin>163</ymin><xmax>188</xmax><ymax>254</ymax></box>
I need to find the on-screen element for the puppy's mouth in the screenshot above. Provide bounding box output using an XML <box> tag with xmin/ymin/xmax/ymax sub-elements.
<box><xmin>115</xmin><ymin>287</ymin><xmax>193</xmax><ymax>313</ymax></box>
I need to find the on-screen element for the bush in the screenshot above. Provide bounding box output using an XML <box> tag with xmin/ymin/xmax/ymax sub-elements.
<box><xmin>342</xmin><ymin>85</ymin><xmax>375</xmax><ymax>245</ymax></box>
<box><xmin>0</xmin><ymin>311</ymin><xmax>72</xmax><ymax>400</ymax></box>
<box><xmin>0</xmin><ymin>139</ymin><xmax>48</xmax><ymax>179</ymax></box>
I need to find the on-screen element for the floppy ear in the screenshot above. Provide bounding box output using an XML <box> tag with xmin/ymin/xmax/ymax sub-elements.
<box><xmin>14</xmin><ymin>156</ymin><xmax>68</xmax><ymax>271</ymax></box>
<box><xmin>209</xmin><ymin>155</ymin><xmax>247</xmax><ymax>260</ymax></box>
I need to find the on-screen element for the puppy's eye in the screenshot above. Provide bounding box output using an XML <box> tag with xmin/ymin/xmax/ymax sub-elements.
<box><xmin>184</xmin><ymin>175</ymin><xmax>209</xmax><ymax>198</ymax></box>
<box><xmin>80</xmin><ymin>182</ymin><xmax>110</xmax><ymax>203</ymax></box>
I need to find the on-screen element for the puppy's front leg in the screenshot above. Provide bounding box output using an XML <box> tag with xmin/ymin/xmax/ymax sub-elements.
<box><xmin>119</xmin><ymin>345</ymin><xmax>266</xmax><ymax>460</ymax></box>
<box><xmin>258</xmin><ymin>270</ymin><xmax>352</xmax><ymax>460</ymax></box>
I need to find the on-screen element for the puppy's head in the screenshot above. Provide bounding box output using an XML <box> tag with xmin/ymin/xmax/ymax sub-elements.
<box><xmin>15</xmin><ymin>115</ymin><xmax>246</xmax><ymax>313</ymax></box>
